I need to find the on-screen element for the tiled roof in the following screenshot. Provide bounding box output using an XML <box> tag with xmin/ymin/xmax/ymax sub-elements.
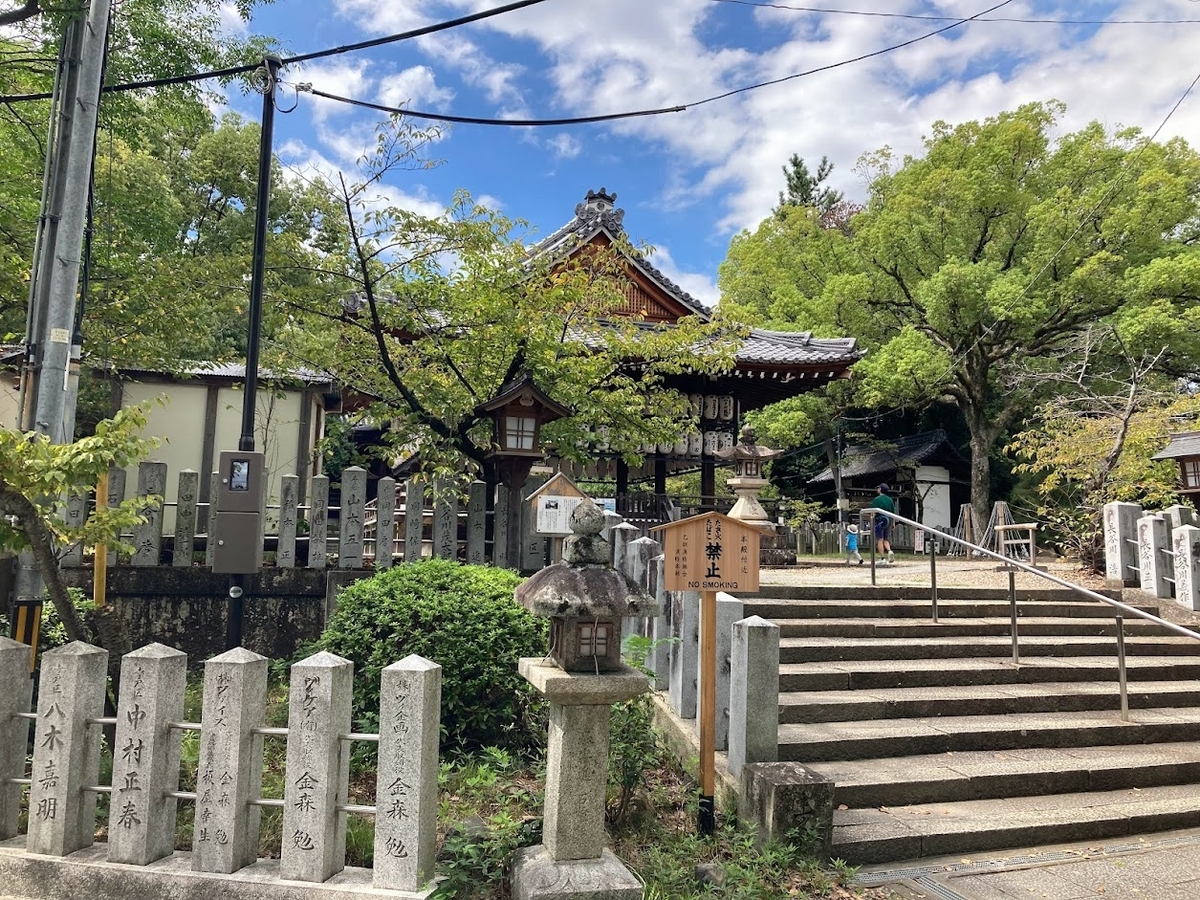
<box><xmin>528</xmin><ymin>188</ymin><xmax>711</xmax><ymax>321</ymax></box>
<box><xmin>114</xmin><ymin>360</ymin><xmax>334</xmax><ymax>386</ymax></box>
<box><xmin>737</xmin><ymin>329</ymin><xmax>861</xmax><ymax>367</ymax></box>
<box><xmin>1153</xmin><ymin>431</ymin><xmax>1200</xmax><ymax>460</ymax></box>
<box><xmin>810</xmin><ymin>429</ymin><xmax>966</xmax><ymax>483</ymax></box>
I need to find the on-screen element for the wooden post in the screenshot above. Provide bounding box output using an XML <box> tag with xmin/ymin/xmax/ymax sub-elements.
<box><xmin>698</xmin><ymin>588</ymin><xmax>717</xmax><ymax>836</ymax></box>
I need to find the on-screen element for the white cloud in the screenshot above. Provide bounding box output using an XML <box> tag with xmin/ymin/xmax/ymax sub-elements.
<box><xmin>216</xmin><ymin>2</ymin><xmax>250</xmax><ymax>36</ymax></box>
<box><xmin>293</xmin><ymin>60</ymin><xmax>374</xmax><ymax>123</ymax></box>
<box><xmin>545</xmin><ymin>134</ymin><xmax>581</xmax><ymax>159</ymax></box>
<box><xmin>379</xmin><ymin>66</ymin><xmax>455</xmax><ymax>110</ymax></box>
<box><xmin>646</xmin><ymin>246</ymin><xmax>719</xmax><ymax>309</ymax></box>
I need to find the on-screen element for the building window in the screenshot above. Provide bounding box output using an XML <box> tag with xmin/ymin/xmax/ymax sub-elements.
<box><xmin>1185</xmin><ymin>459</ymin><xmax>1200</xmax><ymax>489</ymax></box>
<box><xmin>578</xmin><ymin>622</ymin><xmax>610</xmax><ymax>657</ymax></box>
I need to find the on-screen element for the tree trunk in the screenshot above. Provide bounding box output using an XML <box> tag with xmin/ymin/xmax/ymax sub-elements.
<box><xmin>967</xmin><ymin>425</ymin><xmax>993</xmax><ymax>541</ymax></box>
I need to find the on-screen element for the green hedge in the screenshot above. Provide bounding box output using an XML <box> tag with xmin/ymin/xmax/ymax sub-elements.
<box><xmin>317</xmin><ymin>559</ymin><xmax>547</xmax><ymax>756</ymax></box>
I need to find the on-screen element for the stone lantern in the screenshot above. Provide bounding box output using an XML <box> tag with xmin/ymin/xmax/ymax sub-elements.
<box><xmin>511</xmin><ymin>497</ymin><xmax>662</xmax><ymax>900</ymax></box>
<box><xmin>715</xmin><ymin>424</ymin><xmax>782</xmax><ymax>530</ymax></box>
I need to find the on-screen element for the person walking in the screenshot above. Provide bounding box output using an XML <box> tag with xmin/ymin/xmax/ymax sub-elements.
<box><xmin>870</xmin><ymin>483</ymin><xmax>896</xmax><ymax>564</ymax></box>
<box><xmin>845</xmin><ymin>523</ymin><xmax>864</xmax><ymax>565</ymax></box>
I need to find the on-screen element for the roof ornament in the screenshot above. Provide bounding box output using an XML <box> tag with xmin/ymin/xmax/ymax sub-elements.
<box><xmin>574</xmin><ymin>188</ymin><xmax>624</xmax><ymax>230</ymax></box>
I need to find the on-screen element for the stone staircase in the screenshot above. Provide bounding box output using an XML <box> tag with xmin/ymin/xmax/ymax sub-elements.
<box><xmin>742</xmin><ymin>585</ymin><xmax>1200</xmax><ymax>865</ymax></box>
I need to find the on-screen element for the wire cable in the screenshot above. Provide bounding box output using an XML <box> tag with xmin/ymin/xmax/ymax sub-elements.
<box><xmin>0</xmin><ymin>0</ymin><xmax>556</xmax><ymax>103</ymax></box>
<box><xmin>707</xmin><ymin>0</ymin><xmax>1200</xmax><ymax>25</ymax></box>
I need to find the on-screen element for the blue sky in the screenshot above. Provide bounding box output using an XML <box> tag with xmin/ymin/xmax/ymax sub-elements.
<box><xmin>216</xmin><ymin>1</ymin><xmax>1200</xmax><ymax>307</ymax></box>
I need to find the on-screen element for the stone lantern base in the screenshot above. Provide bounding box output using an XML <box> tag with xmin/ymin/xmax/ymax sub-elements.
<box><xmin>511</xmin><ymin>846</ymin><xmax>643</xmax><ymax>900</ymax></box>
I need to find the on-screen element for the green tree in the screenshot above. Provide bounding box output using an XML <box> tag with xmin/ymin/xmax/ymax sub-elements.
<box><xmin>278</xmin><ymin>117</ymin><xmax>742</xmax><ymax>476</ymax></box>
<box><xmin>721</xmin><ymin>101</ymin><xmax>1200</xmax><ymax>526</ymax></box>
<box><xmin>775</xmin><ymin>153</ymin><xmax>843</xmax><ymax>216</ymax></box>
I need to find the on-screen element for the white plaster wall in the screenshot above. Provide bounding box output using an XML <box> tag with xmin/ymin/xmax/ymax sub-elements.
<box><xmin>212</xmin><ymin>386</ymin><xmax>304</xmax><ymax>528</ymax></box>
<box><xmin>0</xmin><ymin>374</ymin><xmax>20</xmax><ymax>430</ymax></box>
<box><xmin>915</xmin><ymin>464</ymin><xmax>951</xmax><ymax>530</ymax></box>
<box><xmin>122</xmin><ymin>382</ymin><xmax>208</xmax><ymax>534</ymax></box>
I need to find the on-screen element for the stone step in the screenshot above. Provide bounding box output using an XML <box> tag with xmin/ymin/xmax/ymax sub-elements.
<box><xmin>742</xmin><ymin>586</ymin><xmax>1126</xmax><ymax>604</ymax></box>
<box><xmin>779</xmin><ymin>680</ymin><xmax>1200</xmax><ymax>723</ymax></box>
<box><xmin>810</xmin><ymin>742</ymin><xmax>1200</xmax><ymax>808</ymax></box>
<box><xmin>779</xmin><ymin>655</ymin><xmax>1200</xmax><ymax>692</ymax></box>
<box><xmin>777</xmin><ymin>634</ymin><xmax>1200</xmax><ymax>664</ymax></box>
<box><xmin>773</xmin><ymin>616</ymin><xmax>1178</xmax><ymax>639</ymax></box>
<box><xmin>778</xmin><ymin>707</ymin><xmax>1200</xmax><ymax>762</ymax></box>
<box><xmin>830</xmin><ymin>781</ymin><xmax>1200</xmax><ymax>865</ymax></box>
<box><xmin>745</xmin><ymin>599</ymin><xmax>1152</xmax><ymax>621</ymax></box>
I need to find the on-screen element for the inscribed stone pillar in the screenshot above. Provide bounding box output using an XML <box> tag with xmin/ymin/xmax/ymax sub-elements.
<box><xmin>695</xmin><ymin>592</ymin><xmax>743</xmax><ymax>751</ymax></box>
<box><xmin>338</xmin><ymin>466</ymin><xmax>367</xmax><ymax>569</ymax></box>
<box><xmin>404</xmin><ymin>479</ymin><xmax>425</xmax><ymax>563</ymax></box>
<box><xmin>610</xmin><ymin>523</ymin><xmax>639</xmax><ymax>576</ymax></box>
<box><xmin>174</xmin><ymin>470</ymin><xmax>200</xmax><ymax>566</ymax></box>
<box><xmin>668</xmin><ymin>590</ymin><xmax>700</xmax><ymax>719</ymax></box>
<box><xmin>466</xmin><ymin>480</ymin><xmax>487</xmax><ymax>564</ymax></box>
<box><xmin>374</xmin><ymin>655</ymin><xmax>442</xmax><ymax>891</ymax></box>
<box><xmin>0</xmin><ymin>637</ymin><xmax>32</xmax><ymax>840</ymax></box>
<box><xmin>375</xmin><ymin>476</ymin><xmax>396</xmax><ymax>569</ymax></box>
<box><xmin>132</xmin><ymin>461</ymin><xmax>168</xmax><ymax>566</ymax></box>
<box><xmin>728</xmin><ymin>616</ymin><xmax>780</xmax><ymax>780</ymax></box>
<box><xmin>108</xmin><ymin>643</ymin><xmax>187</xmax><ymax>865</ymax></box>
<box><xmin>433</xmin><ymin>477</ymin><xmax>458</xmax><ymax>560</ymax></box>
<box><xmin>1173</xmin><ymin>525</ymin><xmax>1200</xmax><ymax>612</ymax></box>
<box><xmin>205</xmin><ymin>470</ymin><xmax>218</xmax><ymax>568</ymax></box>
<box><xmin>27</xmin><ymin>641</ymin><xmax>108</xmax><ymax>856</ymax></box>
<box><xmin>493</xmin><ymin>486</ymin><xmax>509</xmax><ymax>568</ymax></box>
<box><xmin>60</xmin><ymin>493</ymin><xmax>87</xmax><ymax>566</ymax></box>
<box><xmin>1138</xmin><ymin>514</ymin><xmax>1171</xmax><ymax>599</ymax></box>
<box><xmin>1164</xmin><ymin>504</ymin><xmax>1197</xmax><ymax>534</ymax></box>
<box><xmin>308</xmin><ymin>475</ymin><xmax>329</xmax><ymax>570</ymax></box>
<box><xmin>192</xmin><ymin>647</ymin><xmax>268</xmax><ymax>874</ymax></box>
<box><xmin>1103</xmin><ymin>501</ymin><xmax>1142</xmax><ymax>587</ymax></box>
<box><xmin>281</xmin><ymin>651</ymin><xmax>353</xmax><ymax>883</ymax></box>
<box><xmin>277</xmin><ymin>474</ymin><xmax>299</xmax><ymax>568</ymax></box>
<box><xmin>521</xmin><ymin>474</ymin><xmax>547</xmax><ymax>571</ymax></box>
<box><xmin>649</xmin><ymin>555</ymin><xmax>670</xmax><ymax>691</ymax></box>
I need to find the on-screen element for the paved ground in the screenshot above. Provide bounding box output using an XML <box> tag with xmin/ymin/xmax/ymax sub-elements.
<box><xmin>761</xmin><ymin>556</ymin><xmax>1200</xmax><ymax>900</ymax></box>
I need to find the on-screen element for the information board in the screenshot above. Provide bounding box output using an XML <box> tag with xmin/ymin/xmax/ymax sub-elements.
<box><xmin>652</xmin><ymin>512</ymin><xmax>761</xmax><ymax>593</ymax></box>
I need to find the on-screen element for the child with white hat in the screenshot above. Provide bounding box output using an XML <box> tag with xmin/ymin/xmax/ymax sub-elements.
<box><xmin>845</xmin><ymin>522</ymin><xmax>864</xmax><ymax>565</ymax></box>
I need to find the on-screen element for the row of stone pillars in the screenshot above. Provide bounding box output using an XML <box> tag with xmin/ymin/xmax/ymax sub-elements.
<box><xmin>1104</xmin><ymin>501</ymin><xmax>1200</xmax><ymax>607</ymax></box>
<box><xmin>0</xmin><ymin>637</ymin><xmax>441</xmax><ymax>894</ymax></box>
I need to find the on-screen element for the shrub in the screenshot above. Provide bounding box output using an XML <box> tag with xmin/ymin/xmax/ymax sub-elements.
<box><xmin>316</xmin><ymin>559</ymin><xmax>547</xmax><ymax>757</ymax></box>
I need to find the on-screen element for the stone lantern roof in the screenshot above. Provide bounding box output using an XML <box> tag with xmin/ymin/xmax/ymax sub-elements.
<box><xmin>515</xmin><ymin>498</ymin><xmax>661</xmax><ymax>619</ymax></box>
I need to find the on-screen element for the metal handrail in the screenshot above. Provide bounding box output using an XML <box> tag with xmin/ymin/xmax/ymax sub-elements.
<box><xmin>863</xmin><ymin>508</ymin><xmax>1200</xmax><ymax>721</ymax></box>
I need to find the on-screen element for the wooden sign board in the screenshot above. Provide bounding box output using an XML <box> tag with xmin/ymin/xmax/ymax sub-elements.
<box><xmin>526</xmin><ymin>472</ymin><xmax>588</xmax><ymax>537</ymax></box>
<box><xmin>651</xmin><ymin>511</ymin><xmax>761</xmax><ymax>593</ymax></box>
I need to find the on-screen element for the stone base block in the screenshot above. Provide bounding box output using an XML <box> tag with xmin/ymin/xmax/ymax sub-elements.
<box><xmin>739</xmin><ymin>762</ymin><xmax>834</xmax><ymax>858</ymax></box>
<box><xmin>0</xmin><ymin>838</ymin><xmax>435</xmax><ymax>900</ymax></box>
<box><xmin>510</xmin><ymin>846</ymin><xmax>642</xmax><ymax>900</ymax></box>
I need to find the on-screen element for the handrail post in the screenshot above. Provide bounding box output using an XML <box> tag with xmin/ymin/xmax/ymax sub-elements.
<box><xmin>867</xmin><ymin>511</ymin><xmax>876</xmax><ymax>586</ymax></box>
<box><xmin>930</xmin><ymin>538</ymin><xmax>938</xmax><ymax>623</ymax></box>
<box><xmin>1116</xmin><ymin>614</ymin><xmax>1129</xmax><ymax>722</ymax></box>
<box><xmin>1009</xmin><ymin>569</ymin><xmax>1019</xmax><ymax>665</ymax></box>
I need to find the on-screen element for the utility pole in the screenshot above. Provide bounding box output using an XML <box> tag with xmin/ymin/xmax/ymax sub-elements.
<box><xmin>28</xmin><ymin>0</ymin><xmax>113</xmax><ymax>444</ymax></box>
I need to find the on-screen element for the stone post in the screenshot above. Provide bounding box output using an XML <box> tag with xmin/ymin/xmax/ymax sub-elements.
<box><xmin>281</xmin><ymin>651</ymin><xmax>353</xmax><ymax>883</ymax></box>
<box><xmin>714</xmin><ymin>593</ymin><xmax>745</xmax><ymax>751</ymax></box>
<box><xmin>108</xmin><ymin>643</ymin><xmax>187</xmax><ymax>865</ymax></box>
<box><xmin>308</xmin><ymin>474</ymin><xmax>329</xmax><ymax>570</ymax></box>
<box><xmin>433</xmin><ymin>477</ymin><xmax>459</xmax><ymax>560</ymax></box>
<box><xmin>277</xmin><ymin>474</ymin><xmax>299</xmax><ymax>568</ymax></box>
<box><xmin>1103</xmin><ymin>501</ymin><xmax>1142</xmax><ymax>588</ymax></box>
<box><xmin>466</xmin><ymin>480</ymin><xmax>487</xmax><ymax>565</ymax></box>
<box><xmin>1173</xmin><ymin>525</ymin><xmax>1200</xmax><ymax>612</ymax></box>
<box><xmin>60</xmin><ymin>493</ymin><xmax>87</xmax><ymax>566</ymax></box>
<box><xmin>205</xmin><ymin>470</ymin><xmax>218</xmax><ymax>568</ymax></box>
<box><xmin>512</xmin><ymin>659</ymin><xmax>646</xmax><ymax>900</ymax></box>
<box><xmin>1164</xmin><ymin>504</ymin><xmax>1197</xmax><ymax>534</ymax></box>
<box><xmin>621</xmin><ymin>535</ymin><xmax>658</xmax><ymax>659</ymax></box>
<box><xmin>405</xmin><ymin>479</ymin><xmax>425</xmax><ymax>563</ymax></box>
<box><xmin>610</xmin><ymin>523</ymin><xmax>639</xmax><ymax>575</ymax></box>
<box><xmin>0</xmin><ymin>637</ymin><xmax>32</xmax><ymax>841</ymax></box>
<box><xmin>600</xmin><ymin>510</ymin><xmax>625</xmax><ymax>550</ymax></box>
<box><xmin>1137</xmin><ymin>514</ymin><xmax>1171</xmax><ymax>599</ymax></box>
<box><xmin>668</xmin><ymin>590</ymin><xmax>699</xmax><ymax>719</ymax></box>
<box><xmin>338</xmin><ymin>466</ymin><xmax>367</xmax><ymax>569</ymax></box>
<box><xmin>728</xmin><ymin>616</ymin><xmax>780</xmax><ymax>780</ymax></box>
<box><xmin>174</xmin><ymin>469</ymin><xmax>200</xmax><ymax>566</ymax></box>
<box><xmin>192</xmin><ymin>647</ymin><xmax>268</xmax><ymax>874</ymax></box>
<box><xmin>375</xmin><ymin>476</ymin><xmax>397</xmax><ymax>569</ymax></box>
<box><xmin>649</xmin><ymin>555</ymin><xmax>670</xmax><ymax>691</ymax></box>
<box><xmin>374</xmin><ymin>655</ymin><xmax>441</xmax><ymax>891</ymax></box>
<box><xmin>132</xmin><ymin>460</ymin><xmax>168</xmax><ymax>566</ymax></box>
<box><xmin>27</xmin><ymin>641</ymin><xmax>108</xmax><ymax>856</ymax></box>
<box><xmin>493</xmin><ymin>486</ymin><xmax>509</xmax><ymax>568</ymax></box>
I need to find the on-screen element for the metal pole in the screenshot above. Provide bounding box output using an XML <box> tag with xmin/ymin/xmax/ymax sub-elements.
<box><xmin>239</xmin><ymin>54</ymin><xmax>283</xmax><ymax>453</ymax></box>
<box><xmin>868</xmin><ymin>512</ymin><xmax>876</xmax><ymax>586</ymax></box>
<box><xmin>1116</xmin><ymin>614</ymin><xmax>1128</xmax><ymax>721</ymax></box>
<box><xmin>930</xmin><ymin>540</ymin><xmax>938</xmax><ymax>623</ymax></box>
<box><xmin>1009</xmin><ymin>568</ymin><xmax>1019</xmax><ymax>665</ymax></box>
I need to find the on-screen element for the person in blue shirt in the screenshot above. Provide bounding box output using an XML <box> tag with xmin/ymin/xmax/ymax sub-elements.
<box><xmin>869</xmin><ymin>483</ymin><xmax>896</xmax><ymax>564</ymax></box>
<box><xmin>845</xmin><ymin>523</ymin><xmax>864</xmax><ymax>565</ymax></box>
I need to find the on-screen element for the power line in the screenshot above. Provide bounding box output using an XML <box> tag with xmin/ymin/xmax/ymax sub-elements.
<box><xmin>707</xmin><ymin>0</ymin><xmax>1200</xmax><ymax>26</ymax></box>
<box><xmin>297</xmin><ymin>0</ymin><xmax>1016</xmax><ymax>127</ymax></box>
<box><xmin>690</xmin><ymin>0</ymin><xmax>1016</xmax><ymax>107</ymax></box>
<box><xmin>0</xmin><ymin>0</ymin><xmax>556</xmax><ymax>103</ymax></box>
